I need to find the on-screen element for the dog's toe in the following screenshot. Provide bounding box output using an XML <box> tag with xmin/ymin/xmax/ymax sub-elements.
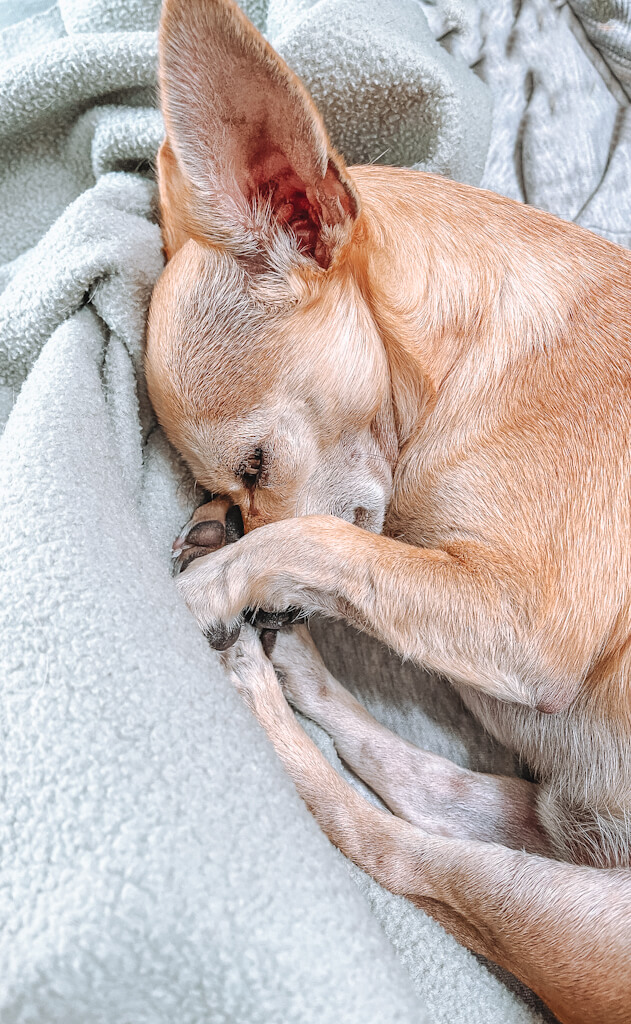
<box><xmin>173</xmin><ymin>496</ymin><xmax>244</xmax><ymax>574</ymax></box>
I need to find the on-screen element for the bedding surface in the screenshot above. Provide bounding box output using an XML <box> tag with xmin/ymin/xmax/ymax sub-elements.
<box><xmin>1</xmin><ymin>1</ymin><xmax>629</xmax><ymax>1022</ymax></box>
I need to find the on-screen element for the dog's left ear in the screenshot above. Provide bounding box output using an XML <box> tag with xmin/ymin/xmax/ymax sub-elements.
<box><xmin>157</xmin><ymin>0</ymin><xmax>360</xmax><ymax>268</ymax></box>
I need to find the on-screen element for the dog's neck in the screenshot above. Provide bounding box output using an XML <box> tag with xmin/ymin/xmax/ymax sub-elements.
<box><xmin>333</xmin><ymin>168</ymin><xmax>478</xmax><ymax>451</ymax></box>
<box><xmin>352</xmin><ymin>169</ymin><xmax>501</xmax><ymax>373</ymax></box>
<box><xmin>338</xmin><ymin>165</ymin><xmax>584</xmax><ymax>454</ymax></box>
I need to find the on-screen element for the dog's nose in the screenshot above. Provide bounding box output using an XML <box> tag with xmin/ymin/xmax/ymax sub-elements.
<box><xmin>224</xmin><ymin>504</ymin><xmax>245</xmax><ymax>543</ymax></box>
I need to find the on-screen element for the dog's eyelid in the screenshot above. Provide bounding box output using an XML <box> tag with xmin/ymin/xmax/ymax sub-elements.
<box><xmin>237</xmin><ymin>446</ymin><xmax>264</xmax><ymax>486</ymax></box>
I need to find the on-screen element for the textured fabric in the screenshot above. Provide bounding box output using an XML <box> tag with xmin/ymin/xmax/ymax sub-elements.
<box><xmin>267</xmin><ymin>0</ymin><xmax>491</xmax><ymax>180</ymax></box>
<box><xmin>479</xmin><ymin>0</ymin><xmax>631</xmax><ymax>243</ymax></box>
<box><xmin>0</xmin><ymin>0</ymin><xmax>629</xmax><ymax>1022</ymax></box>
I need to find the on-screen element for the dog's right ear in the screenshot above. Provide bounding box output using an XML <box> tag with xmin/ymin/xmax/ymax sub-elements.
<box><xmin>157</xmin><ymin>0</ymin><xmax>360</xmax><ymax>269</ymax></box>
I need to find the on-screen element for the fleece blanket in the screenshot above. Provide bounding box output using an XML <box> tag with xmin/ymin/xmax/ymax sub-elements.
<box><xmin>1</xmin><ymin>1</ymin><xmax>629</xmax><ymax>1022</ymax></box>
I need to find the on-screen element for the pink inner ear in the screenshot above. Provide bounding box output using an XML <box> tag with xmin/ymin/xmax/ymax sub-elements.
<box><xmin>248</xmin><ymin>147</ymin><xmax>354</xmax><ymax>269</ymax></box>
<box><xmin>249</xmin><ymin>148</ymin><xmax>323</xmax><ymax>263</ymax></box>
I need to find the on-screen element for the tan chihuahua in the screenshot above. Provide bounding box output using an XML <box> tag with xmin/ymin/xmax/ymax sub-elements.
<box><xmin>145</xmin><ymin>1</ymin><xmax>631</xmax><ymax>1020</ymax></box>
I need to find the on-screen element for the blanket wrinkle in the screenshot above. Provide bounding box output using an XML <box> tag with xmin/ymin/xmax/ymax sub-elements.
<box><xmin>569</xmin><ymin>0</ymin><xmax>631</xmax><ymax>99</ymax></box>
<box><xmin>1</xmin><ymin>0</ymin><xmax>629</xmax><ymax>1022</ymax></box>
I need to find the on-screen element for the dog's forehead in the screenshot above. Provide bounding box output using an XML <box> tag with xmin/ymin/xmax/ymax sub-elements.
<box><xmin>186</xmin><ymin>395</ymin><xmax>290</xmax><ymax>443</ymax></box>
<box><xmin>148</xmin><ymin>240</ymin><xmax>387</xmax><ymax>438</ymax></box>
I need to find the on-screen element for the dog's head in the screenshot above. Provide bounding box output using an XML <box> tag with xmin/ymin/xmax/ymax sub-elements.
<box><xmin>146</xmin><ymin>0</ymin><xmax>396</xmax><ymax>533</ymax></box>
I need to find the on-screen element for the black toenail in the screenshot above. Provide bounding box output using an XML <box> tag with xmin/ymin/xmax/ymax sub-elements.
<box><xmin>178</xmin><ymin>547</ymin><xmax>211</xmax><ymax>572</ymax></box>
<box><xmin>260</xmin><ymin>629</ymin><xmax>277</xmax><ymax>657</ymax></box>
<box><xmin>204</xmin><ymin>621</ymin><xmax>241</xmax><ymax>650</ymax></box>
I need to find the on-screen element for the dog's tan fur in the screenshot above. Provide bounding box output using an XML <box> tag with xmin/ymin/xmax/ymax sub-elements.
<box><xmin>145</xmin><ymin>1</ymin><xmax>631</xmax><ymax>1020</ymax></box>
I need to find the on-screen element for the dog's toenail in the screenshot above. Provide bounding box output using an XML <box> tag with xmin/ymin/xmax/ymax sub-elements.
<box><xmin>260</xmin><ymin>629</ymin><xmax>277</xmax><ymax>657</ymax></box>
<box><xmin>204</xmin><ymin>621</ymin><xmax>241</xmax><ymax>650</ymax></box>
<box><xmin>177</xmin><ymin>547</ymin><xmax>211</xmax><ymax>572</ymax></box>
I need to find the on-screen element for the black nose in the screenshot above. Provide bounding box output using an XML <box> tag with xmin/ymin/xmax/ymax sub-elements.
<box><xmin>224</xmin><ymin>504</ymin><xmax>244</xmax><ymax>543</ymax></box>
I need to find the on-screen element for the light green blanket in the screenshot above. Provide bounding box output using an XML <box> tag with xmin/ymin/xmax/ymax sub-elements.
<box><xmin>2</xmin><ymin>0</ymin><xmax>629</xmax><ymax>1021</ymax></box>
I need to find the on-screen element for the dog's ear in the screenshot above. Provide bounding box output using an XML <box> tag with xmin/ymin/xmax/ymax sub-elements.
<box><xmin>158</xmin><ymin>0</ymin><xmax>360</xmax><ymax>268</ymax></box>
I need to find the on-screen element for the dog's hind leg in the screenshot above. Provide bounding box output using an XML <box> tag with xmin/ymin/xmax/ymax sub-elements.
<box><xmin>270</xmin><ymin>626</ymin><xmax>554</xmax><ymax>857</ymax></box>
<box><xmin>224</xmin><ymin>626</ymin><xmax>631</xmax><ymax>1024</ymax></box>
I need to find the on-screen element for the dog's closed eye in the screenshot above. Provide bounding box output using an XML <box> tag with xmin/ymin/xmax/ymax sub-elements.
<box><xmin>238</xmin><ymin>447</ymin><xmax>264</xmax><ymax>488</ymax></box>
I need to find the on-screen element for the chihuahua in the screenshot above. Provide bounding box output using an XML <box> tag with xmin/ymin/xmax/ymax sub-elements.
<box><xmin>145</xmin><ymin>1</ymin><xmax>631</xmax><ymax>1021</ymax></box>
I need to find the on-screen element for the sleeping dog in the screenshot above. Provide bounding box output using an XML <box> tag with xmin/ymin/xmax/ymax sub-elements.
<box><xmin>145</xmin><ymin>1</ymin><xmax>631</xmax><ymax>1020</ymax></box>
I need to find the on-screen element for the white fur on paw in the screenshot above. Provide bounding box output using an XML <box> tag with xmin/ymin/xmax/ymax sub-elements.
<box><xmin>221</xmin><ymin>625</ymin><xmax>282</xmax><ymax>712</ymax></box>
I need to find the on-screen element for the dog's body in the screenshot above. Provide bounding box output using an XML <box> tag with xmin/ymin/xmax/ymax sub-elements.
<box><xmin>146</xmin><ymin>1</ymin><xmax>631</xmax><ymax>1020</ymax></box>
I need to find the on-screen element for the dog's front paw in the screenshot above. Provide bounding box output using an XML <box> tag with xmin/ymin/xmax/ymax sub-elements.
<box><xmin>173</xmin><ymin>497</ymin><xmax>249</xmax><ymax>648</ymax></box>
<box><xmin>175</xmin><ymin>529</ymin><xmax>296</xmax><ymax>651</ymax></box>
<box><xmin>175</xmin><ymin>515</ymin><xmax>349</xmax><ymax>651</ymax></box>
<box><xmin>175</xmin><ymin>540</ymin><xmax>245</xmax><ymax>649</ymax></box>
<box><xmin>175</xmin><ymin>515</ymin><xmax>314</xmax><ymax>649</ymax></box>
